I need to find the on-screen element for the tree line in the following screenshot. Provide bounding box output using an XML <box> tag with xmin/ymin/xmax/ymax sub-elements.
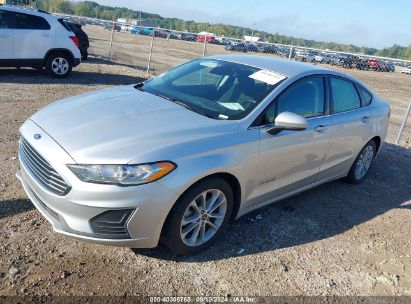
<box><xmin>11</xmin><ymin>0</ymin><xmax>411</xmax><ymax>61</ymax></box>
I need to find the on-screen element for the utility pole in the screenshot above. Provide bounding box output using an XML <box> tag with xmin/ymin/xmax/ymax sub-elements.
<box><xmin>251</xmin><ymin>22</ymin><xmax>256</xmax><ymax>38</ymax></box>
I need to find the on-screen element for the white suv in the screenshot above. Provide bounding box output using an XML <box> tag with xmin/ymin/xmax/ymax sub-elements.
<box><xmin>0</xmin><ymin>5</ymin><xmax>81</xmax><ymax>78</ymax></box>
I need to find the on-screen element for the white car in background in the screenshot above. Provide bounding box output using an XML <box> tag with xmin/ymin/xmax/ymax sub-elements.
<box><xmin>295</xmin><ymin>51</ymin><xmax>315</xmax><ymax>63</ymax></box>
<box><xmin>0</xmin><ymin>5</ymin><xmax>81</xmax><ymax>78</ymax></box>
<box><xmin>314</xmin><ymin>54</ymin><xmax>325</xmax><ymax>63</ymax></box>
<box><xmin>401</xmin><ymin>66</ymin><xmax>411</xmax><ymax>74</ymax></box>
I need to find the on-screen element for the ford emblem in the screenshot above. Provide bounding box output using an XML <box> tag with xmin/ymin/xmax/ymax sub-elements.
<box><xmin>34</xmin><ymin>134</ymin><xmax>41</xmax><ymax>140</ymax></box>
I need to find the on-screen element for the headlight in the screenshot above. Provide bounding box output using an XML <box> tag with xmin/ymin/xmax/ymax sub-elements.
<box><xmin>67</xmin><ymin>162</ymin><xmax>176</xmax><ymax>186</ymax></box>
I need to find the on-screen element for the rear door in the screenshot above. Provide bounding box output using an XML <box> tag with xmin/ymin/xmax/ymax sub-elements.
<box><xmin>0</xmin><ymin>10</ymin><xmax>14</xmax><ymax>61</ymax></box>
<box><xmin>317</xmin><ymin>76</ymin><xmax>373</xmax><ymax>180</ymax></box>
<box><xmin>12</xmin><ymin>12</ymin><xmax>54</xmax><ymax>60</ymax></box>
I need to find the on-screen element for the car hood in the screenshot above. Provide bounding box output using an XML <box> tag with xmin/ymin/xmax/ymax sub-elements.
<box><xmin>30</xmin><ymin>85</ymin><xmax>239</xmax><ymax>164</ymax></box>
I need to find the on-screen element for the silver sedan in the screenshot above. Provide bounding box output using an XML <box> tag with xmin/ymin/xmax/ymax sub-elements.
<box><xmin>17</xmin><ymin>55</ymin><xmax>390</xmax><ymax>255</ymax></box>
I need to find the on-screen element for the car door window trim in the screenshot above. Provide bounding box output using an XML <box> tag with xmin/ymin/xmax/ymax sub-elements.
<box><xmin>250</xmin><ymin>74</ymin><xmax>329</xmax><ymax>128</ymax></box>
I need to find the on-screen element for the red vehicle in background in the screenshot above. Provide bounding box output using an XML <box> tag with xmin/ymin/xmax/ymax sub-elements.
<box><xmin>197</xmin><ymin>32</ymin><xmax>216</xmax><ymax>43</ymax></box>
<box><xmin>367</xmin><ymin>58</ymin><xmax>379</xmax><ymax>71</ymax></box>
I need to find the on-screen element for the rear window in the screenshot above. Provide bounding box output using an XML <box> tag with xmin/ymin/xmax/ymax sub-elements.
<box><xmin>13</xmin><ymin>13</ymin><xmax>50</xmax><ymax>30</ymax></box>
<box><xmin>58</xmin><ymin>19</ymin><xmax>72</xmax><ymax>32</ymax></box>
<box><xmin>358</xmin><ymin>87</ymin><xmax>372</xmax><ymax>106</ymax></box>
<box><xmin>330</xmin><ymin>77</ymin><xmax>361</xmax><ymax>113</ymax></box>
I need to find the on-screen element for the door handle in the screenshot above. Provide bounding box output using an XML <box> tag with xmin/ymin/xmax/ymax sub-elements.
<box><xmin>42</xmin><ymin>34</ymin><xmax>51</xmax><ymax>37</ymax></box>
<box><xmin>314</xmin><ymin>125</ymin><xmax>328</xmax><ymax>133</ymax></box>
<box><xmin>0</xmin><ymin>34</ymin><xmax>11</xmax><ymax>38</ymax></box>
<box><xmin>361</xmin><ymin>116</ymin><xmax>370</xmax><ymax>123</ymax></box>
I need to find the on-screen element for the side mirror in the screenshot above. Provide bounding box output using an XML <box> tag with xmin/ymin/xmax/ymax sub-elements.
<box><xmin>267</xmin><ymin>111</ymin><xmax>308</xmax><ymax>135</ymax></box>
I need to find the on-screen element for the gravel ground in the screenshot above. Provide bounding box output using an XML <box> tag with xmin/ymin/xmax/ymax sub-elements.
<box><xmin>0</xmin><ymin>57</ymin><xmax>410</xmax><ymax>299</ymax></box>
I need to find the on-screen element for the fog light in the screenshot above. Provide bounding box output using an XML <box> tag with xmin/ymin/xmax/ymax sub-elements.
<box><xmin>90</xmin><ymin>209</ymin><xmax>134</xmax><ymax>239</ymax></box>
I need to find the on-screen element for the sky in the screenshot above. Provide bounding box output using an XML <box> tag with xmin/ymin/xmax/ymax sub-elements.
<box><xmin>93</xmin><ymin>0</ymin><xmax>411</xmax><ymax>49</ymax></box>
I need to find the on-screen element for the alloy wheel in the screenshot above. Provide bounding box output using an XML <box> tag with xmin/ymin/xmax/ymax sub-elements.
<box><xmin>354</xmin><ymin>145</ymin><xmax>374</xmax><ymax>180</ymax></box>
<box><xmin>180</xmin><ymin>189</ymin><xmax>227</xmax><ymax>247</ymax></box>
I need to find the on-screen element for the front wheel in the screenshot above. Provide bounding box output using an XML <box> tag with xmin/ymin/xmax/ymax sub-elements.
<box><xmin>162</xmin><ymin>178</ymin><xmax>233</xmax><ymax>255</ymax></box>
<box><xmin>346</xmin><ymin>140</ymin><xmax>377</xmax><ymax>184</ymax></box>
<box><xmin>45</xmin><ymin>52</ymin><xmax>73</xmax><ymax>78</ymax></box>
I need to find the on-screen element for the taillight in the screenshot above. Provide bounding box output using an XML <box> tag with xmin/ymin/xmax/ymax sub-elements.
<box><xmin>69</xmin><ymin>36</ymin><xmax>79</xmax><ymax>47</ymax></box>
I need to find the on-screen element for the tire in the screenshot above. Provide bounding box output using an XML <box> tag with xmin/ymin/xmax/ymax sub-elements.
<box><xmin>81</xmin><ymin>50</ymin><xmax>88</xmax><ymax>61</ymax></box>
<box><xmin>162</xmin><ymin>177</ymin><xmax>234</xmax><ymax>255</ymax></box>
<box><xmin>346</xmin><ymin>140</ymin><xmax>377</xmax><ymax>184</ymax></box>
<box><xmin>45</xmin><ymin>52</ymin><xmax>73</xmax><ymax>78</ymax></box>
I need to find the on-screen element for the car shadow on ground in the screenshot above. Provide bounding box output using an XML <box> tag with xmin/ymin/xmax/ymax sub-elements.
<box><xmin>0</xmin><ymin>59</ymin><xmax>145</xmax><ymax>86</ymax></box>
<box><xmin>0</xmin><ymin>199</ymin><xmax>33</xmax><ymax>219</ymax></box>
<box><xmin>133</xmin><ymin>143</ymin><xmax>411</xmax><ymax>262</ymax></box>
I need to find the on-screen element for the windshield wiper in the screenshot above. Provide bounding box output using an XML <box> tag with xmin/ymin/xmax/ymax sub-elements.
<box><xmin>162</xmin><ymin>95</ymin><xmax>216</xmax><ymax>119</ymax></box>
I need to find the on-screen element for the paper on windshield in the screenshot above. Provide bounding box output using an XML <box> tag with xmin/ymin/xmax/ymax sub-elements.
<box><xmin>217</xmin><ymin>102</ymin><xmax>245</xmax><ymax>111</ymax></box>
<box><xmin>249</xmin><ymin>70</ymin><xmax>287</xmax><ymax>85</ymax></box>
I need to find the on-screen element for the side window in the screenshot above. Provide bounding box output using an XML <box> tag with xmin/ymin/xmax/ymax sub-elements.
<box><xmin>262</xmin><ymin>77</ymin><xmax>325</xmax><ymax>125</ymax></box>
<box><xmin>358</xmin><ymin>86</ymin><xmax>372</xmax><ymax>106</ymax></box>
<box><xmin>330</xmin><ymin>78</ymin><xmax>361</xmax><ymax>113</ymax></box>
<box><xmin>13</xmin><ymin>13</ymin><xmax>50</xmax><ymax>30</ymax></box>
<box><xmin>0</xmin><ymin>11</ymin><xmax>12</xmax><ymax>29</ymax></box>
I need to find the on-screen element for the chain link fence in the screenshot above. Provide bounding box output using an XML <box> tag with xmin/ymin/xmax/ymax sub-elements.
<box><xmin>61</xmin><ymin>15</ymin><xmax>411</xmax><ymax>148</ymax></box>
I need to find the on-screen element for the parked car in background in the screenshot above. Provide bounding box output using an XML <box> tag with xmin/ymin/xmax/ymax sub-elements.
<box><xmin>277</xmin><ymin>48</ymin><xmax>291</xmax><ymax>58</ymax></box>
<box><xmin>180</xmin><ymin>33</ymin><xmax>197</xmax><ymax>42</ymax></box>
<box><xmin>314</xmin><ymin>54</ymin><xmax>325</xmax><ymax>63</ymax></box>
<box><xmin>225</xmin><ymin>42</ymin><xmax>247</xmax><ymax>52</ymax></box>
<box><xmin>367</xmin><ymin>58</ymin><xmax>379</xmax><ymax>71</ymax></box>
<box><xmin>401</xmin><ymin>66</ymin><xmax>411</xmax><ymax>74</ymax></box>
<box><xmin>246</xmin><ymin>43</ymin><xmax>259</xmax><ymax>53</ymax></box>
<box><xmin>197</xmin><ymin>34</ymin><xmax>216</xmax><ymax>43</ymax></box>
<box><xmin>295</xmin><ymin>51</ymin><xmax>315</xmax><ymax>63</ymax></box>
<box><xmin>257</xmin><ymin>43</ymin><xmax>276</xmax><ymax>54</ymax></box>
<box><xmin>0</xmin><ymin>5</ymin><xmax>81</xmax><ymax>78</ymax></box>
<box><xmin>377</xmin><ymin>60</ymin><xmax>389</xmax><ymax>72</ymax></box>
<box><xmin>17</xmin><ymin>55</ymin><xmax>389</xmax><ymax>255</ymax></box>
<box><xmin>385</xmin><ymin>61</ymin><xmax>395</xmax><ymax>72</ymax></box>
<box><xmin>65</xmin><ymin>21</ymin><xmax>89</xmax><ymax>60</ymax></box>
<box><xmin>354</xmin><ymin>57</ymin><xmax>369</xmax><ymax>70</ymax></box>
<box><xmin>130</xmin><ymin>28</ymin><xmax>141</xmax><ymax>35</ymax></box>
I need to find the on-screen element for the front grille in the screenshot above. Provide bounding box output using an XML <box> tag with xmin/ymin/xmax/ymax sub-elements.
<box><xmin>19</xmin><ymin>137</ymin><xmax>71</xmax><ymax>196</ymax></box>
<box><xmin>28</xmin><ymin>184</ymin><xmax>60</xmax><ymax>221</ymax></box>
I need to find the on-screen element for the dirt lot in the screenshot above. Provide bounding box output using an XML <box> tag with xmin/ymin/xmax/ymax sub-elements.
<box><xmin>0</xmin><ymin>40</ymin><xmax>410</xmax><ymax>298</ymax></box>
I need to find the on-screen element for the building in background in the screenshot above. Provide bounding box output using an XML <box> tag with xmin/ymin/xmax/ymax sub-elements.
<box><xmin>244</xmin><ymin>36</ymin><xmax>261</xmax><ymax>42</ymax></box>
<box><xmin>117</xmin><ymin>18</ymin><xmax>158</xmax><ymax>28</ymax></box>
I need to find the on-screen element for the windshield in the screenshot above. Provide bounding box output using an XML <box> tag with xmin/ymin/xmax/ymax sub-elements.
<box><xmin>137</xmin><ymin>59</ymin><xmax>284</xmax><ymax>120</ymax></box>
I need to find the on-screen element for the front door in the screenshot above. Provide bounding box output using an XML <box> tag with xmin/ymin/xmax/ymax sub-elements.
<box><xmin>247</xmin><ymin>76</ymin><xmax>331</xmax><ymax>208</ymax></box>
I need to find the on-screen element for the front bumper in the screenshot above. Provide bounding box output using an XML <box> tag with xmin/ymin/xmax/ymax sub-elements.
<box><xmin>17</xmin><ymin>120</ymin><xmax>178</xmax><ymax>248</ymax></box>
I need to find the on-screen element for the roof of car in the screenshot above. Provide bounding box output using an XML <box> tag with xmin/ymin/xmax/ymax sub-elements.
<box><xmin>209</xmin><ymin>54</ymin><xmax>333</xmax><ymax>78</ymax></box>
<box><xmin>1</xmin><ymin>5</ymin><xmax>55</xmax><ymax>18</ymax></box>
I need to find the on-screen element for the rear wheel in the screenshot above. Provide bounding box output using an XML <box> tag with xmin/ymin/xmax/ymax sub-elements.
<box><xmin>45</xmin><ymin>52</ymin><xmax>73</xmax><ymax>78</ymax></box>
<box><xmin>163</xmin><ymin>178</ymin><xmax>233</xmax><ymax>255</ymax></box>
<box><xmin>346</xmin><ymin>140</ymin><xmax>377</xmax><ymax>184</ymax></box>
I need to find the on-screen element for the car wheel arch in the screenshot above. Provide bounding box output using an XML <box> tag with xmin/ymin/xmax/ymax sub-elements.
<box><xmin>160</xmin><ymin>172</ymin><xmax>242</xmax><ymax>239</ymax></box>
<box><xmin>370</xmin><ymin>136</ymin><xmax>381</xmax><ymax>153</ymax></box>
<box><xmin>44</xmin><ymin>49</ymin><xmax>75</xmax><ymax>64</ymax></box>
